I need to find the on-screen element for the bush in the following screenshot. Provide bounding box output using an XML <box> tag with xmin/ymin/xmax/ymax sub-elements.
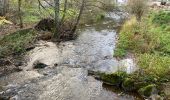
<box><xmin>114</xmin><ymin>17</ymin><xmax>137</xmax><ymax>57</ymax></box>
<box><xmin>114</xmin><ymin>16</ymin><xmax>160</xmax><ymax>57</ymax></box>
<box><xmin>127</xmin><ymin>0</ymin><xmax>148</xmax><ymax>21</ymax></box>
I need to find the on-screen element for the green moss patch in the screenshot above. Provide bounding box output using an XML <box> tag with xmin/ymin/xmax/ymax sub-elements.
<box><xmin>100</xmin><ymin>71</ymin><xmax>127</xmax><ymax>86</ymax></box>
<box><xmin>138</xmin><ymin>84</ymin><xmax>157</xmax><ymax>97</ymax></box>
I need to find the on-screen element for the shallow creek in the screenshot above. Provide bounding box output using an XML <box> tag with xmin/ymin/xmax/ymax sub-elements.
<box><xmin>0</xmin><ymin>11</ymin><xmax>141</xmax><ymax>100</ymax></box>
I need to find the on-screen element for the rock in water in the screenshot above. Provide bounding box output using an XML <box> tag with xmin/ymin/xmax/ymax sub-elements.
<box><xmin>33</xmin><ymin>62</ymin><xmax>48</xmax><ymax>69</ymax></box>
<box><xmin>0</xmin><ymin>59</ymin><xmax>11</xmax><ymax>66</ymax></box>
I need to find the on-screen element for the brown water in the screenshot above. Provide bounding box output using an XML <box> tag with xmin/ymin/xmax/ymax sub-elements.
<box><xmin>0</xmin><ymin>11</ymin><xmax>141</xmax><ymax>100</ymax></box>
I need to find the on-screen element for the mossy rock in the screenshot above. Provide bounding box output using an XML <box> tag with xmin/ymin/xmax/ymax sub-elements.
<box><xmin>138</xmin><ymin>84</ymin><xmax>157</xmax><ymax>97</ymax></box>
<box><xmin>122</xmin><ymin>78</ymin><xmax>135</xmax><ymax>91</ymax></box>
<box><xmin>100</xmin><ymin>71</ymin><xmax>127</xmax><ymax>86</ymax></box>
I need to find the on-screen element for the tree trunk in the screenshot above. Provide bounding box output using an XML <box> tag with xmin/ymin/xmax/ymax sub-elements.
<box><xmin>0</xmin><ymin>0</ymin><xmax>9</xmax><ymax>16</ymax></box>
<box><xmin>72</xmin><ymin>0</ymin><xmax>85</xmax><ymax>33</ymax></box>
<box><xmin>60</xmin><ymin>0</ymin><xmax>68</xmax><ymax>25</ymax></box>
<box><xmin>18</xmin><ymin>0</ymin><xmax>23</xmax><ymax>28</ymax></box>
<box><xmin>53</xmin><ymin>0</ymin><xmax>60</xmax><ymax>39</ymax></box>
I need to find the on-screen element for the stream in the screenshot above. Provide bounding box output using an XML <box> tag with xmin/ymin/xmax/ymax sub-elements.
<box><xmin>0</xmin><ymin>11</ymin><xmax>141</xmax><ymax>100</ymax></box>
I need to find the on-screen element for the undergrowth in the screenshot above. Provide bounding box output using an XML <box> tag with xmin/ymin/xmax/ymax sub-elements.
<box><xmin>0</xmin><ymin>28</ymin><xmax>37</xmax><ymax>57</ymax></box>
<box><xmin>114</xmin><ymin>10</ymin><xmax>170</xmax><ymax>90</ymax></box>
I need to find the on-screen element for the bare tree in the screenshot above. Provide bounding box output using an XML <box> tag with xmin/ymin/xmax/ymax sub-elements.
<box><xmin>0</xmin><ymin>0</ymin><xmax>9</xmax><ymax>16</ymax></box>
<box><xmin>71</xmin><ymin>0</ymin><xmax>85</xmax><ymax>33</ymax></box>
<box><xmin>127</xmin><ymin>0</ymin><xmax>148</xmax><ymax>21</ymax></box>
<box><xmin>60</xmin><ymin>0</ymin><xmax>68</xmax><ymax>25</ymax></box>
<box><xmin>53</xmin><ymin>0</ymin><xmax>60</xmax><ymax>39</ymax></box>
<box><xmin>18</xmin><ymin>0</ymin><xmax>23</xmax><ymax>28</ymax></box>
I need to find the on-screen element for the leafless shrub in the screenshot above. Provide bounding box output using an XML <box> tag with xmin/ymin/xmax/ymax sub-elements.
<box><xmin>127</xmin><ymin>0</ymin><xmax>148</xmax><ymax>21</ymax></box>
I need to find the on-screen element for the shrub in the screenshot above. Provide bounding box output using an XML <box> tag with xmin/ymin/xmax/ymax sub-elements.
<box><xmin>114</xmin><ymin>17</ymin><xmax>137</xmax><ymax>57</ymax></box>
<box><xmin>127</xmin><ymin>0</ymin><xmax>148</xmax><ymax>21</ymax></box>
<box><xmin>114</xmin><ymin>17</ymin><xmax>160</xmax><ymax>57</ymax></box>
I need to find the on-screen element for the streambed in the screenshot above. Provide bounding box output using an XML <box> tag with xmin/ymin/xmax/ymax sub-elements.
<box><xmin>0</xmin><ymin>11</ymin><xmax>141</xmax><ymax>100</ymax></box>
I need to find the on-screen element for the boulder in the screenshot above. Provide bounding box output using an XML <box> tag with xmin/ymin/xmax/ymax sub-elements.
<box><xmin>0</xmin><ymin>59</ymin><xmax>11</xmax><ymax>66</ymax></box>
<box><xmin>33</xmin><ymin>62</ymin><xmax>48</xmax><ymax>69</ymax></box>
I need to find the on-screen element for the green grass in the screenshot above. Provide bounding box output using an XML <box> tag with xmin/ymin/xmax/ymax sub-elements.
<box><xmin>114</xmin><ymin>10</ymin><xmax>170</xmax><ymax>85</ymax></box>
<box><xmin>137</xmin><ymin>54</ymin><xmax>170</xmax><ymax>79</ymax></box>
<box><xmin>0</xmin><ymin>29</ymin><xmax>37</xmax><ymax>57</ymax></box>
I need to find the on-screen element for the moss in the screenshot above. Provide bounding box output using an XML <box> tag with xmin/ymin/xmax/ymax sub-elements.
<box><xmin>114</xmin><ymin>48</ymin><xmax>127</xmax><ymax>58</ymax></box>
<box><xmin>138</xmin><ymin>84</ymin><xmax>157</xmax><ymax>97</ymax></box>
<box><xmin>122</xmin><ymin>78</ymin><xmax>135</xmax><ymax>91</ymax></box>
<box><xmin>100</xmin><ymin>71</ymin><xmax>127</xmax><ymax>86</ymax></box>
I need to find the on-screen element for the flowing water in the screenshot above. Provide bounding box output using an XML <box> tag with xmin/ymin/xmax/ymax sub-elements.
<box><xmin>0</xmin><ymin>11</ymin><xmax>141</xmax><ymax>100</ymax></box>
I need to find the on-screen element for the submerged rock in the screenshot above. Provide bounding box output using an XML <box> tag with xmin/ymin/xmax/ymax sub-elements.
<box><xmin>33</xmin><ymin>62</ymin><xmax>48</xmax><ymax>69</ymax></box>
<box><xmin>0</xmin><ymin>96</ymin><xmax>10</xmax><ymax>100</ymax></box>
<box><xmin>0</xmin><ymin>59</ymin><xmax>11</xmax><ymax>66</ymax></box>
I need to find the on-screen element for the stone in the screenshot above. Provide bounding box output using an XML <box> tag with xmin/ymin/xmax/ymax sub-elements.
<box><xmin>0</xmin><ymin>96</ymin><xmax>10</xmax><ymax>100</ymax></box>
<box><xmin>33</xmin><ymin>62</ymin><xmax>48</xmax><ymax>69</ymax></box>
<box><xmin>0</xmin><ymin>59</ymin><xmax>11</xmax><ymax>66</ymax></box>
<box><xmin>14</xmin><ymin>61</ymin><xmax>23</xmax><ymax>67</ymax></box>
